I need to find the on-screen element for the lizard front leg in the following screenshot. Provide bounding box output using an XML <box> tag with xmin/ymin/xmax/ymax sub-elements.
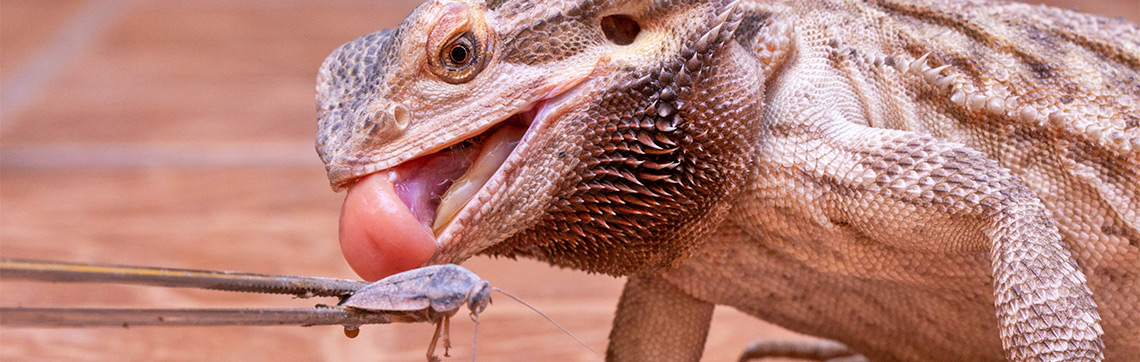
<box><xmin>607</xmin><ymin>273</ymin><xmax>715</xmax><ymax>362</ymax></box>
<box><xmin>755</xmin><ymin>116</ymin><xmax>1104</xmax><ymax>360</ymax></box>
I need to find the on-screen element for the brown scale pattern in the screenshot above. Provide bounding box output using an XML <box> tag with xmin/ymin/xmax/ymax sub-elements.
<box><xmin>631</xmin><ymin>1</ymin><xmax>1132</xmax><ymax>360</ymax></box>
<box><xmin>487</xmin><ymin>3</ymin><xmax>753</xmax><ymax>275</ymax></box>
<box><xmin>315</xmin><ymin>0</ymin><xmax>1139</xmax><ymax>360</ymax></box>
<box><xmin>316</xmin><ymin>28</ymin><xmax>407</xmax><ymax>167</ymax></box>
<box><xmin>499</xmin><ymin>12</ymin><xmax>601</xmax><ymax>64</ymax></box>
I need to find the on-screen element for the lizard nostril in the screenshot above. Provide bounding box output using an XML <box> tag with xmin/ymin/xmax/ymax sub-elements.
<box><xmin>601</xmin><ymin>14</ymin><xmax>640</xmax><ymax>46</ymax></box>
<box><xmin>390</xmin><ymin>103</ymin><xmax>411</xmax><ymax>130</ymax></box>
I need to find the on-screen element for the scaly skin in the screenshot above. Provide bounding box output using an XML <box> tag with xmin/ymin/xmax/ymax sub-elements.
<box><xmin>316</xmin><ymin>0</ymin><xmax>1139</xmax><ymax>360</ymax></box>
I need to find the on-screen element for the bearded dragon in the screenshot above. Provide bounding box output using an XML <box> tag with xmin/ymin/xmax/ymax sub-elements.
<box><xmin>314</xmin><ymin>0</ymin><xmax>1139</xmax><ymax>360</ymax></box>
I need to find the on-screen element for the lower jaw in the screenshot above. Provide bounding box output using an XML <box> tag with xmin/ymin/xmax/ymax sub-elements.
<box><xmin>388</xmin><ymin>120</ymin><xmax>528</xmax><ymax>237</ymax></box>
<box><xmin>337</xmin><ymin>121</ymin><xmax>526</xmax><ymax>280</ymax></box>
<box><xmin>431</xmin><ymin>123</ymin><xmax>526</xmax><ymax>234</ymax></box>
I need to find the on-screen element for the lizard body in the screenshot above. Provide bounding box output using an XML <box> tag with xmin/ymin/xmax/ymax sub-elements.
<box><xmin>316</xmin><ymin>0</ymin><xmax>1139</xmax><ymax>360</ymax></box>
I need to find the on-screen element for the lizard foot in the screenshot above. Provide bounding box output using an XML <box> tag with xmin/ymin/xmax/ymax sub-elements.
<box><xmin>737</xmin><ymin>339</ymin><xmax>866</xmax><ymax>362</ymax></box>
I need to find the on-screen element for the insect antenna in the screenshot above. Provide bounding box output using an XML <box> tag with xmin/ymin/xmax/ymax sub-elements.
<box><xmin>469</xmin><ymin>312</ymin><xmax>479</xmax><ymax>362</ymax></box>
<box><xmin>491</xmin><ymin>287</ymin><xmax>598</xmax><ymax>354</ymax></box>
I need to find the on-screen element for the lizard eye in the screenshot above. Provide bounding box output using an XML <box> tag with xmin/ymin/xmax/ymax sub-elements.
<box><xmin>426</xmin><ymin>2</ymin><xmax>491</xmax><ymax>84</ymax></box>
<box><xmin>442</xmin><ymin>34</ymin><xmax>476</xmax><ymax>70</ymax></box>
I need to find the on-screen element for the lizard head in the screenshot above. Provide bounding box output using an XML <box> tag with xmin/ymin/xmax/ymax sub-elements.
<box><xmin>317</xmin><ymin>0</ymin><xmax>763</xmax><ymax>278</ymax></box>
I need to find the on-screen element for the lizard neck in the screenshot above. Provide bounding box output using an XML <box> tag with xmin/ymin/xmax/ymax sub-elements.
<box><xmin>481</xmin><ymin>2</ymin><xmax>783</xmax><ymax>276</ymax></box>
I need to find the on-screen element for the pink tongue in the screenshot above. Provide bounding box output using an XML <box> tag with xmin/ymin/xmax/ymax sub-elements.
<box><xmin>339</xmin><ymin>172</ymin><xmax>436</xmax><ymax>281</ymax></box>
<box><xmin>337</xmin><ymin>123</ymin><xmax>526</xmax><ymax>281</ymax></box>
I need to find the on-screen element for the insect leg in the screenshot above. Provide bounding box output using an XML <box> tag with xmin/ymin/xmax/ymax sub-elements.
<box><xmin>427</xmin><ymin>319</ymin><xmax>444</xmax><ymax>362</ymax></box>
<box><xmin>442</xmin><ymin>315</ymin><xmax>452</xmax><ymax>357</ymax></box>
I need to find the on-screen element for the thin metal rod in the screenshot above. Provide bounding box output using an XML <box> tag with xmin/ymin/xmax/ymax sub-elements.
<box><xmin>0</xmin><ymin>306</ymin><xmax>431</xmax><ymax>328</ymax></box>
<box><xmin>0</xmin><ymin>258</ymin><xmax>368</xmax><ymax>298</ymax></box>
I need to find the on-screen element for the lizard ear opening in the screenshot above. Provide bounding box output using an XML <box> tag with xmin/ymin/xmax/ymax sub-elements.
<box><xmin>601</xmin><ymin>15</ymin><xmax>640</xmax><ymax>46</ymax></box>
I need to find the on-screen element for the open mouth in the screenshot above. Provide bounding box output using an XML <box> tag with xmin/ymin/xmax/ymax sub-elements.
<box><xmin>384</xmin><ymin>102</ymin><xmax>544</xmax><ymax>235</ymax></box>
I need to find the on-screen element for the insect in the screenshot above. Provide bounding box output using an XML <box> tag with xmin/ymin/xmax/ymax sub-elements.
<box><xmin>340</xmin><ymin>264</ymin><xmax>596</xmax><ymax>361</ymax></box>
<box><xmin>1</xmin><ymin>259</ymin><xmax>592</xmax><ymax>360</ymax></box>
<box><xmin>340</xmin><ymin>264</ymin><xmax>491</xmax><ymax>361</ymax></box>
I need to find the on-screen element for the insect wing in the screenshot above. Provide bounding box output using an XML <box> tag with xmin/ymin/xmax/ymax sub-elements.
<box><xmin>341</xmin><ymin>266</ymin><xmax>448</xmax><ymax>311</ymax></box>
<box><xmin>426</xmin><ymin>265</ymin><xmax>482</xmax><ymax>314</ymax></box>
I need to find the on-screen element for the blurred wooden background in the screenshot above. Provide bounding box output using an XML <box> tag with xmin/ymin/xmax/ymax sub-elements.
<box><xmin>1</xmin><ymin>1</ymin><xmax>1136</xmax><ymax>361</ymax></box>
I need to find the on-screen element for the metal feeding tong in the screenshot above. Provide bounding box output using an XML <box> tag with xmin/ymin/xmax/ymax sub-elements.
<box><xmin>1</xmin><ymin>258</ymin><xmax>594</xmax><ymax>361</ymax></box>
<box><xmin>1</xmin><ymin>258</ymin><xmax>509</xmax><ymax>360</ymax></box>
<box><xmin>0</xmin><ymin>257</ymin><xmax>440</xmax><ymax>328</ymax></box>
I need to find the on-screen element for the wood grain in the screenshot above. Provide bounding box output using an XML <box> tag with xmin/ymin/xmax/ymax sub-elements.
<box><xmin>1</xmin><ymin>1</ymin><xmax>1134</xmax><ymax>361</ymax></box>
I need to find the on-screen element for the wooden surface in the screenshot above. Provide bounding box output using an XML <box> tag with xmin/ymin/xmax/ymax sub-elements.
<box><xmin>1</xmin><ymin>1</ymin><xmax>1136</xmax><ymax>361</ymax></box>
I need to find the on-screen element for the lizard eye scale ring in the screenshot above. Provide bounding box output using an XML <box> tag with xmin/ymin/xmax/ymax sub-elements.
<box><xmin>426</xmin><ymin>2</ymin><xmax>491</xmax><ymax>84</ymax></box>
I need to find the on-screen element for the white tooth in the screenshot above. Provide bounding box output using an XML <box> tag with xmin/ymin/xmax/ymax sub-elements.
<box><xmin>433</xmin><ymin>126</ymin><xmax>526</xmax><ymax>234</ymax></box>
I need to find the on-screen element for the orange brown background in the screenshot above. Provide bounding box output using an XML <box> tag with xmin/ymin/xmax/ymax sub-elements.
<box><xmin>2</xmin><ymin>1</ymin><xmax>1137</xmax><ymax>361</ymax></box>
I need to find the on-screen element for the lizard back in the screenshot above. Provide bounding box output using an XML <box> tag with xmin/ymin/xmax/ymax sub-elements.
<box><xmin>718</xmin><ymin>0</ymin><xmax>1139</xmax><ymax>359</ymax></box>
